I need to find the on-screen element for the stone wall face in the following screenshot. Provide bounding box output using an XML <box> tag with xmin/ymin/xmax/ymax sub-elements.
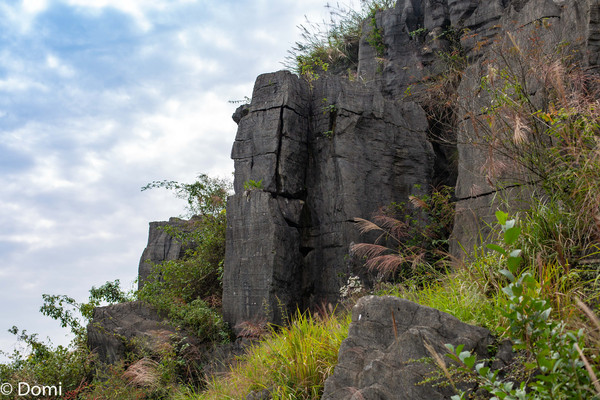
<box><xmin>223</xmin><ymin>71</ymin><xmax>435</xmax><ymax>329</ymax></box>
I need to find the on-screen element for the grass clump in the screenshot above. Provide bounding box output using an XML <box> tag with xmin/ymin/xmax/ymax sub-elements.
<box><xmin>195</xmin><ymin>310</ymin><xmax>350</xmax><ymax>400</ymax></box>
<box><xmin>285</xmin><ymin>1</ymin><xmax>396</xmax><ymax>79</ymax></box>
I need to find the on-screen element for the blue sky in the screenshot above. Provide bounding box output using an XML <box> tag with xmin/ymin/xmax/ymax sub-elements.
<box><xmin>0</xmin><ymin>0</ymin><xmax>334</xmax><ymax>356</ymax></box>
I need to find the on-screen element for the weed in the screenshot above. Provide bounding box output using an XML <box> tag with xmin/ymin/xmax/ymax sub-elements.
<box><xmin>197</xmin><ymin>310</ymin><xmax>350</xmax><ymax>400</ymax></box>
<box><xmin>284</xmin><ymin>1</ymin><xmax>396</xmax><ymax>81</ymax></box>
<box><xmin>352</xmin><ymin>185</ymin><xmax>455</xmax><ymax>281</ymax></box>
<box><xmin>243</xmin><ymin>179</ymin><xmax>263</xmax><ymax>191</ymax></box>
<box><xmin>447</xmin><ymin>212</ymin><xmax>600</xmax><ymax>400</ymax></box>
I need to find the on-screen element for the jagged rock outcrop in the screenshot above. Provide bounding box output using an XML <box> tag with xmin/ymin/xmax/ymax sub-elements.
<box><xmin>322</xmin><ymin>296</ymin><xmax>494</xmax><ymax>400</ymax></box>
<box><xmin>138</xmin><ymin>217</ymin><xmax>199</xmax><ymax>290</ymax></box>
<box><xmin>87</xmin><ymin>301</ymin><xmax>253</xmax><ymax>377</ymax></box>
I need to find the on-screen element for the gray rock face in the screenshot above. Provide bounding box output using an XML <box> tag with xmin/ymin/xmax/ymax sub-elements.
<box><xmin>322</xmin><ymin>296</ymin><xmax>493</xmax><ymax>400</ymax></box>
<box><xmin>138</xmin><ymin>217</ymin><xmax>198</xmax><ymax>290</ymax></box>
<box><xmin>450</xmin><ymin>0</ymin><xmax>599</xmax><ymax>253</ymax></box>
<box><xmin>351</xmin><ymin>0</ymin><xmax>600</xmax><ymax>254</ymax></box>
<box><xmin>223</xmin><ymin>70</ymin><xmax>436</xmax><ymax>330</ymax></box>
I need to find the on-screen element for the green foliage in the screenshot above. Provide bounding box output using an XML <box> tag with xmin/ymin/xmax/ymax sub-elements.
<box><xmin>243</xmin><ymin>179</ymin><xmax>263</xmax><ymax>191</ymax></box>
<box><xmin>322</xmin><ymin>98</ymin><xmax>337</xmax><ymax>138</ymax></box>
<box><xmin>365</xmin><ymin>6</ymin><xmax>386</xmax><ymax>57</ymax></box>
<box><xmin>0</xmin><ymin>329</ymin><xmax>95</xmax><ymax>397</ymax></box>
<box><xmin>447</xmin><ymin>213</ymin><xmax>600</xmax><ymax>400</ymax></box>
<box><xmin>0</xmin><ymin>280</ymin><xmax>131</xmax><ymax>396</ymax></box>
<box><xmin>139</xmin><ymin>174</ymin><xmax>232</xmax><ymax>343</ymax></box>
<box><xmin>196</xmin><ymin>310</ymin><xmax>350</xmax><ymax>400</ymax></box>
<box><xmin>142</xmin><ymin>173</ymin><xmax>230</xmax><ymax>218</ymax></box>
<box><xmin>408</xmin><ymin>27</ymin><xmax>427</xmax><ymax>39</ymax></box>
<box><xmin>40</xmin><ymin>279</ymin><xmax>131</xmax><ymax>338</ymax></box>
<box><xmin>381</xmin><ymin>271</ymin><xmax>503</xmax><ymax>332</ymax></box>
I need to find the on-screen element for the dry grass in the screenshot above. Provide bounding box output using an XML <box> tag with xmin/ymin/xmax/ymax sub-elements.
<box><xmin>123</xmin><ymin>358</ymin><xmax>160</xmax><ymax>388</ymax></box>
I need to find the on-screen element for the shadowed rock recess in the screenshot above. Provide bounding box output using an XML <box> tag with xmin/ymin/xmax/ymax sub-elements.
<box><xmin>222</xmin><ymin>0</ymin><xmax>600</xmax><ymax>331</ymax></box>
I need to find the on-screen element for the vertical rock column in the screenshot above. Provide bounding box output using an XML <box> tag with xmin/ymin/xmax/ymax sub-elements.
<box><xmin>223</xmin><ymin>71</ymin><xmax>310</xmax><ymax>328</ymax></box>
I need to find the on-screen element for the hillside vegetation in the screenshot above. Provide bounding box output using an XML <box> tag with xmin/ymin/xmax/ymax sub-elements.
<box><xmin>2</xmin><ymin>1</ymin><xmax>600</xmax><ymax>399</ymax></box>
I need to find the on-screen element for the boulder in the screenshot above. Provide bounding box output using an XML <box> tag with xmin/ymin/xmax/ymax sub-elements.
<box><xmin>322</xmin><ymin>296</ymin><xmax>494</xmax><ymax>400</ymax></box>
<box><xmin>87</xmin><ymin>301</ymin><xmax>176</xmax><ymax>364</ymax></box>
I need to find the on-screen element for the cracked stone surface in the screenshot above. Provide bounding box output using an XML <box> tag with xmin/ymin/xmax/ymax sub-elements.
<box><xmin>321</xmin><ymin>296</ymin><xmax>493</xmax><ymax>400</ymax></box>
<box><xmin>222</xmin><ymin>0</ymin><xmax>600</xmax><ymax>330</ymax></box>
<box><xmin>223</xmin><ymin>71</ymin><xmax>435</xmax><ymax>330</ymax></box>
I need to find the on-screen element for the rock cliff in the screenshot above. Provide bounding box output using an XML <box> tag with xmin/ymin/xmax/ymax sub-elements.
<box><xmin>222</xmin><ymin>0</ymin><xmax>600</xmax><ymax>330</ymax></box>
<box><xmin>223</xmin><ymin>72</ymin><xmax>436</xmax><ymax>329</ymax></box>
<box><xmin>138</xmin><ymin>217</ymin><xmax>199</xmax><ymax>290</ymax></box>
<box><xmin>86</xmin><ymin>0</ymin><xmax>600</xmax><ymax>398</ymax></box>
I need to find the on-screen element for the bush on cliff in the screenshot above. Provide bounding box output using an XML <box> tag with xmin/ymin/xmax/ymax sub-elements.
<box><xmin>285</xmin><ymin>0</ymin><xmax>395</xmax><ymax>79</ymax></box>
<box><xmin>138</xmin><ymin>174</ymin><xmax>232</xmax><ymax>342</ymax></box>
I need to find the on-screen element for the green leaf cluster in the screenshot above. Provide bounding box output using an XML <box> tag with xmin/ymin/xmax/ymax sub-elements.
<box><xmin>138</xmin><ymin>174</ymin><xmax>232</xmax><ymax>343</ymax></box>
<box><xmin>448</xmin><ymin>213</ymin><xmax>600</xmax><ymax>400</ymax></box>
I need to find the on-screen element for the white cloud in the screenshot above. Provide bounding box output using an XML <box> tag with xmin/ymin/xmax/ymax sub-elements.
<box><xmin>46</xmin><ymin>54</ymin><xmax>76</xmax><ymax>78</ymax></box>
<box><xmin>22</xmin><ymin>0</ymin><xmax>49</xmax><ymax>14</ymax></box>
<box><xmin>62</xmin><ymin>0</ymin><xmax>196</xmax><ymax>31</ymax></box>
<box><xmin>0</xmin><ymin>77</ymin><xmax>47</xmax><ymax>92</ymax></box>
<box><xmin>195</xmin><ymin>26</ymin><xmax>235</xmax><ymax>51</ymax></box>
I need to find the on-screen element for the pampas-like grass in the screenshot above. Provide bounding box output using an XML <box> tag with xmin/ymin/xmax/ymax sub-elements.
<box><xmin>123</xmin><ymin>358</ymin><xmax>160</xmax><ymax>388</ymax></box>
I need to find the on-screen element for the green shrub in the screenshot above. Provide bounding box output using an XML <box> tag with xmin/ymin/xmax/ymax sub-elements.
<box><xmin>139</xmin><ymin>174</ymin><xmax>232</xmax><ymax>342</ymax></box>
<box><xmin>40</xmin><ymin>279</ymin><xmax>132</xmax><ymax>337</ymax></box>
<box><xmin>243</xmin><ymin>179</ymin><xmax>263</xmax><ymax>191</ymax></box>
<box><xmin>0</xmin><ymin>280</ymin><xmax>132</xmax><ymax>396</ymax></box>
<box><xmin>446</xmin><ymin>212</ymin><xmax>600</xmax><ymax>400</ymax></box>
<box><xmin>284</xmin><ymin>1</ymin><xmax>396</xmax><ymax>79</ymax></box>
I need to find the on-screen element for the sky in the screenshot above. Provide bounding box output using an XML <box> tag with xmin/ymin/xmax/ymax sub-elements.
<box><xmin>0</xmin><ymin>0</ymin><xmax>336</xmax><ymax>357</ymax></box>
